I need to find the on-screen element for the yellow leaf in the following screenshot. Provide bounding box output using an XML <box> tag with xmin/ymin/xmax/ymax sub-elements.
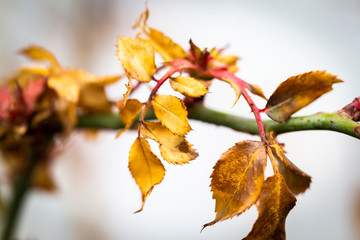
<box><xmin>129</xmin><ymin>137</ymin><xmax>165</xmax><ymax>212</ymax></box>
<box><xmin>134</xmin><ymin>8</ymin><xmax>187</xmax><ymax>62</ymax></box>
<box><xmin>48</xmin><ymin>70</ymin><xmax>120</xmax><ymax>104</ymax></box>
<box><xmin>117</xmin><ymin>37</ymin><xmax>156</xmax><ymax>82</ymax></box>
<box><xmin>146</xmin><ymin>27</ymin><xmax>188</xmax><ymax>62</ymax></box>
<box><xmin>170</xmin><ymin>76</ymin><xmax>208</xmax><ymax>98</ymax></box>
<box><xmin>265</xmin><ymin>71</ymin><xmax>343</xmax><ymax>122</ymax></box>
<box><xmin>20</xmin><ymin>45</ymin><xmax>61</xmax><ymax>71</ymax></box>
<box><xmin>116</xmin><ymin>99</ymin><xmax>143</xmax><ymax>138</ymax></box>
<box><xmin>152</xmin><ymin>95</ymin><xmax>191</xmax><ymax>136</ymax></box>
<box><xmin>243</xmin><ymin>173</ymin><xmax>296</xmax><ymax>240</ymax></box>
<box><xmin>140</xmin><ymin>121</ymin><xmax>198</xmax><ymax>164</ymax></box>
<box><xmin>78</xmin><ymin>84</ymin><xmax>112</xmax><ymax>114</ymax></box>
<box><xmin>203</xmin><ymin>140</ymin><xmax>267</xmax><ymax>228</ymax></box>
<box><xmin>209</xmin><ymin>48</ymin><xmax>239</xmax><ymax>73</ymax></box>
<box><xmin>66</xmin><ymin>69</ymin><xmax>120</xmax><ymax>86</ymax></box>
<box><xmin>48</xmin><ymin>74</ymin><xmax>80</xmax><ymax>103</ymax></box>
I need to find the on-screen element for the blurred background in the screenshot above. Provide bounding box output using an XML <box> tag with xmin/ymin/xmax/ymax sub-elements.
<box><xmin>1</xmin><ymin>0</ymin><xmax>360</xmax><ymax>239</ymax></box>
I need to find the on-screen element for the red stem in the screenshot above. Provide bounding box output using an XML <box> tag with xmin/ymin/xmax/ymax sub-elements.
<box><xmin>139</xmin><ymin>67</ymin><xmax>179</xmax><ymax>122</ymax></box>
<box><xmin>209</xmin><ymin>70</ymin><xmax>267</xmax><ymax>141</ymax></box>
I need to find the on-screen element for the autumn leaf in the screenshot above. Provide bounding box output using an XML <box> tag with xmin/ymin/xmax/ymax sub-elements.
<box><xmin>270</xmin><ymin>142</ymin><xmax>311</xmax><ymax>195</ymax></box>
<box><xmin>128</xmin><ymin>137</ymin><xmax>165</xmax><ymax>212</ymax></box>
<box><xmin>78</xmin><ymin>84</ymin><xmax>112</xmax><ymax>114</ymax></box>
<box><xmin>116</xmin><ymin>99</ymin><xmax>143</xmax><ymax>138</ymax></box>
<box><xmin>117</xmin><ymin>37</ymin><xmax>156</xmax><ymax>82</ymax></box>
<box><xmin>243</xmin><ymin>173</ymin><xmax>296</xmax><ymax>240</ymax></box>
<box><xmin>265</xmin><ymin>71</ymin><xmax>343</xmax><ymax>122</ymax></box>
<box><xmin>48</xmin><ymin>73</ymin><xmax>80</xmax><ymax>103</ymax></box>
<box><xmin>247</xmin><ymin>83</ymin><xmax>267</xmax><ymax>100</ymax></box>
<box><xmin>48</xmin><ymin>69</ymin><xmax>119</xmax><ymax>103</ymax></box>
<box><xmin>134</xmin><ymin>7</ymin><xmax>188</xmax><ymax>62</ymax></box>
<box><xmin>209</xmin><ymin>48</ymin><xmax>239</xmax><ymax>73</ymax></box>
<box><xmin>20</xmin><ymin>45</ymin><xmax>61</xmax><ymax>71</ymax></box>
<box><xmin>203</xmin><ymin>140</ymin><xmax>267</xmax><ymax>229</ymax></box>
<box><xmin>169</xmin><ymin>76</ymin><xmax>208</xmax><ymax>98</ymax></box>
<box><xmin>140</xmin><ymin>121</ymin><xmax>198</xmax><ymax>164</ymax></box>
<box><xmin>152</xmin><ymin>95</ymin><xmax>191</xmax><ymax>135</ymax></box>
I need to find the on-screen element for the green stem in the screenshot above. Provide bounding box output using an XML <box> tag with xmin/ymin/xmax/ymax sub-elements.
<box><xmin>1</xmin><ymin>156</ymin><xmax>37</xmax><ymax>240</ymax></box>
<box><xmin>77</xmin><ymin>105</ymin><xmax>360</xmax><ymax>139</ymax></box>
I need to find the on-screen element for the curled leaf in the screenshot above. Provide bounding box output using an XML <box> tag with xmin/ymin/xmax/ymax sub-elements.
<box><xmin>203</xmin><ymin>140</ymin><xmax>267</xmax><ymax>229</ymax></box>
<box><xmin>271</xmin><ymin>143</ymin><xmax>311</xmax><ymax>195</ymax></box>
<box><xmin>116</xmin><ymin>99</ymin><xmax>143</xmax><ymax>138</ymax></box>
<box><xmin>20</xmin><ymin>45</ymin><xmax>61</xmax><ymax>70</ymax></box>
<box><xmin>152</xmin><ymin>95</ymin><xmax>191</xmax><ymax>136</ymax></box>
<box><xmin>243</xmin><ymin>173</ymin><xmax>296</xmax><ymax>240</ymax></box>
<box><xmin>128</xmin><ymin>137</ymin><xmax>165</xmax><ymax>212</ymax></box>
<box><xmin>117</xmin><ymin>37</ymin><xmax>156</xmax><ymax>82</ymax></box>
<box><xmin>170</xmin><ymin>76</ymin><xmax>208</xmax><ymax>98</ymax></box>
<box><xmin>140</xmin><ymin>121</ymin><xmax>198</xmax><ymax>164</ymax></box>
<box><xmin>265</xmin><ymin>71</ymin><xmax>343</xmax><ymax>122</ymax></box>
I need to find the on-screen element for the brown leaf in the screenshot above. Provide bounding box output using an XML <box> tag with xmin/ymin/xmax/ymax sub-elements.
<box><xmin>170</xmin><ymin>76</ymin><xmax>208</xmax><ymax>98</ymax></box>
<box><xmin>128</xmin><ymin>137</ymin><xmax>165</xmax><ymax>212</ymax></box>
<box><xmin>203</xmin><ymin>140</ymin><xmax>267</xmax><ymax>228</ymax></box>
<box><xmin>243</xmin><ymin>173</ymin><xmax>296</xmax><ymax>240</ymax></box>
<box><xmin>116</xmin><ymin>99</ymin><xmax>143</xmax><ymax>138</ymax></box>
<box><xmin>117</xmin><ymin>37</ymin><xmax>156</xmax><ymax>82</ymax></box>
<box><xmin>140</xmin><ymin>121</ymin><xmax>198</xmax><ymax>164</ymax></box>
<box><xmin>152</xmin><ymin>95</ymin><xmax>191</xmax><ymax>136</ymax></box>
<box><xmin>269</xmin><ymin>135</ymin><xmax>311</xmax><ymax>195</ymax></box>
<box><xmin>265</xmin><ymin>71</ymin><xmax>343</xmax><ymax>122</ymax></box>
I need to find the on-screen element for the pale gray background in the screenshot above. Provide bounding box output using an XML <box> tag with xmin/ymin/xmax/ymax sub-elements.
<box><xmin>0</xmin><ymin>0</ymin><xmax>360</xmax><ymax>239</ymax></box>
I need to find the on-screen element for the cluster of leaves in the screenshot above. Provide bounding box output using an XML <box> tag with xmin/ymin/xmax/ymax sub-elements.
<box><xmin>0</xmin><ymin>6</ymin><xmax>356</xmax><ymax>240</ymax></box>
<box><xmin>114</xmin><ymin>8</ymin><xmax>345</xmax><ymax>238</ymax></box>
<box><xmin>0</xmin><ymin>46</ymin><xmax>120</xmax><ymax>189</ymax></box>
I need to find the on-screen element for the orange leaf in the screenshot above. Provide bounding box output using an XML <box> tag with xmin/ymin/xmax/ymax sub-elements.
<box><xmin>117</xmin><ymin>37</ymin><xmax>156</xmax><ymax>82</ymax></box>
<box><xmin>243</xmin><ymin>173</ymin><xmax>296</xmax><ymax>240</ymax></box>
<box><xmin>203</xmin><ymin>140</ymin><xmax>267</xmax><ymax>228</ymax></box>
<box><xmin>128</xmin><ymin>137</ymin><xmax>165</xmax><ymax>212</ymax></box>
<box><xmin>271</xmin><ymin>143</ymin><xmax>311</xmax><ymax>195</ymax></box>
<box><xmin>152</xmin><ymin>95</ymin><xmax>191</xmax><ymax>136</ymax></box>
<box><xmin>116</xmin><ymin>99</ymin><xmax>143</xmax><ymax>137</ymax></box>
<box><xmin>140</xmin><ymin>121</ymin><xmax>198</xmax><ymax>164</ymax></box>
<box><xmin>20</xmin><ymin>45</ymin><xmax>61</xmax><ymax>71</ymax></box>
<box><xmin>265</xmin><ymin>71</ymin><xmax>343</xmax><ymax>122</ymax></box>
<box><xmin>170</xmin><ymin>76</ymin><xmax>208</xmax><ymax>98</ymax></box>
